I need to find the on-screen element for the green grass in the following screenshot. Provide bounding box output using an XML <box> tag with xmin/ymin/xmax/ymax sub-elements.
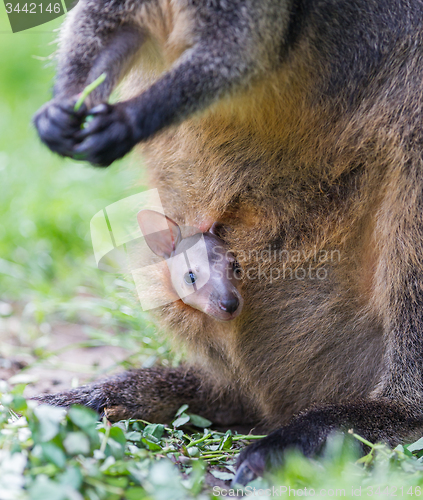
<box><xmin>0</xmin><ymin>12</ymin><xmax>143</xmax><ymax>301</ymax></box>
<box><xmin>2</xmin><ymin>6</ymin><xmax>423</xmax><ymax>500</ymax></box>
<box><xmin>4</xmin><ymin>385</ymin><xmax>423</xmax><ymax>500</ymax></box>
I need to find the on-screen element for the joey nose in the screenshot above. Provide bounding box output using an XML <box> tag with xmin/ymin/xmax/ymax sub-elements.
<box><xmin>219</xmin><ymin>297</ymin><xmax>239</xmax><ymax>314</ymax></box>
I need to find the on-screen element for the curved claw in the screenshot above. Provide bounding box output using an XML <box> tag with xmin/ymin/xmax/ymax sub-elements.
<box><xmin>233</xmin><ymin>448</ymin><xmax>267</xmax><ymax>485</ymax></box>
<box><xmin>31</xmin><ymin>385</ymin><xmax>108</xmax><ymax>416</ymax></box>
<box><xmin>89</xmin><ymin>103</ymin><xmax>111</xmax><ymax>115</ymax></box>
<box><xmin>232</xmin><ymin>461</ymin><xmax>258</xmax><ymax>486</ymax></box>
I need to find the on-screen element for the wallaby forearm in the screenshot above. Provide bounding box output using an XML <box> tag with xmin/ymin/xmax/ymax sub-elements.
<box><xmin>34</xmin><ymin>0</ymin><xmax>283</xmax><ymax>165</ymax></box>
<box><xmin>54</xmin><ymin>25</ymin><xmax>143</xmax><ymax>107</ymax></box>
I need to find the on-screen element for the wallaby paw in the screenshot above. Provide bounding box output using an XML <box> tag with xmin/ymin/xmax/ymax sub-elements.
<box><xmin>233</xmin><ymin>416</ymin><xmax>331</xmax><ymax>485</ymax></box>
<box><xmin>233</xmin><ymin>434</ymin><xmax>280</xmax><ymax>485</ymax></box>
<box><xmin>31</xmin><ymin>385</ymin><xmax>108</xmax><ymax>417</ymax></box>
<box><xmin>73</xmin><ymin>102</ymin><xmax>137</xmax><ymax>166</ymax></box>
<box><xmin>33</xmin><ymin>97</ymin><xmax>86</xmax><ymax>157</ymax></box>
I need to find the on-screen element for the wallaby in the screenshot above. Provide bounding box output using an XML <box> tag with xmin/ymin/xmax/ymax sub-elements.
<box><xmin>137</xmin><ymin>209</ymin><xmax>243</xmax><ymax>321</ymax></box>
<box><xmin>33</xmin><ymin>0</ymin><xmax>423</xmax><ymax>485</ymax></box>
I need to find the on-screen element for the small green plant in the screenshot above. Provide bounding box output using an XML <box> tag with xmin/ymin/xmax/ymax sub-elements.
<box><xmin>0</xmin><ymin>383</ymin><xmax>266</xmax><ymax>499</ymax></box>
<box><xmin>3</xmin><ymin>382</ymin><xmax>423</xmax><ymax>499</ymax></box>
<box><xmin>74</xmin><ymin>73</ymin><xmax>107</xmax><ymax>112</ymax></box>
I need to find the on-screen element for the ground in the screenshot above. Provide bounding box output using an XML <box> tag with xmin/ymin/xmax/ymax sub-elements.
<box><xmin>0</xmin><ymin>303</ymin><xmax>131</xmax><ymax>398</ymax></box>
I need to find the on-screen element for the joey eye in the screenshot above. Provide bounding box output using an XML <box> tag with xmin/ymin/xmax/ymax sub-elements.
<box><xmin>233</xmin><ymin>261</ymin><xmax>242</xmax><ymax>278</ymax></box>
<box><xmin>184</xmin><ymin>271</ymin><xmax>197</xmax><ymax>285</ymax></box>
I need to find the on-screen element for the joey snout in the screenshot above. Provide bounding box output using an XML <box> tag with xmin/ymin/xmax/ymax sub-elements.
<box><xmin>199</xmin><ymin>283</ymin><xmax>244</xmax><ymax>322</ymax></box>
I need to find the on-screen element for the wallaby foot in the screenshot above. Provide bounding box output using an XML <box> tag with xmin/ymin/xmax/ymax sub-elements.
<box><xmin>33</xmin><ymin>366</ymin><xmax>259</xmax><ymax>427</ymax></box>
<box><xmin>234</xmin><ymin>400</ymin><xmax>423</xmax><ymax>484</ymax></box>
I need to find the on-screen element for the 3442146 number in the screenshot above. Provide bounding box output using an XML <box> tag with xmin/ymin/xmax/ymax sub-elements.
<box><xmin>5</xmin><ymin>3</ymin><xmax>61</xmax><ymax>13</ymax></box>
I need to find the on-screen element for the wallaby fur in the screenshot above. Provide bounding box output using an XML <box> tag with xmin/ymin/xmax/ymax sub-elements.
<box><xmin>33</xmin><ymin>0</ymin><xmax>423</xmax><ymax>482</ymax></box>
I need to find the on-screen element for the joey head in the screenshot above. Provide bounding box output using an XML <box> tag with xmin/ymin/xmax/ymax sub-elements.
<box><xmin>137</xmin><ymin>209</ymin><xmax>243</xmax><ymax>322</ymax></box>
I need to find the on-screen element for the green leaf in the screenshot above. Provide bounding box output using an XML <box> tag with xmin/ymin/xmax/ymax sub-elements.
<box><xmin>147</xmin><ymin>460</ymin><xmax>189</xmax><ymax>498</ymax></box>
<box><xmin>219</xmin><ymin>431</ymin><xmax>233</xmax><ymax>450</ymax></box>
<box><xmin>57</xmin><ymin>467</ymin><xmax>83</xmax><ymax>490</ymax></box>
<box><xmin>12</xmin><ymin>395</ymin><xmax>27</xmax><ymax>412</ymax></box>
<box><xmin>141</xmin><ymin>438</ymin><xmax>162</xmax><ymax>451</ymax></box>
<box><xmin>407</xmin><ymin>437</ymin><xmax>423</xmax><ymax>452</ymax></box>
<box><xmin>106</xmin><ymin>437</ymin><xmax>125</xmax><ymax>459</ymax></box>
<box><xmin>210</xmin><ymin>470</ymin><xmax>235</xmax><ymax>481</ymax></box>
<box><xmin>34</xmin><ymin>405</ymin><xmax>65</xmax><ymax>442</ymax></box>
<box><xmin>102</xmin><ymin>426</ymin><xmax>127</xmax><ymax>459</ymax></box>
<box><xmin>105</xmin><ymin>477</ymin><xmax>129</xmax><ymax>488</ymax></box>
<box><xmin>125</xmin><ymin>487</ymin><xmax>148</xmax><ymax>500</ymax></box>
<box><xmin>68</xmin><ymin>405</ymin><xmax>99</xmax><ymax>430</ymax></box>
<box><xmin>173</xmin><ymin>430</ymin><xmax>184</xmax><ymax>440</ymax></box>
<box><xmin>99</xmin><ymin>427</ymin><xmax>126</xmax><ymax>460</ymax></box>
<box><xmin>41</xmin><ymin>442</ymin><xmax>66</xmax><ymax>468</ymax></box>
<box><xmin>185</xmin><ymin>459</ymin><xmax>205</xmax><ymax>495</ymax></box>
<box><xmin>187</xmin><ymin>413</ymin><xmax>212</xmax><ymax>429</ymax></box>
<box><xmin>125</xmin><ymin>431</ymin><xmax>142</xmax><ymax>442</ymax></box>
<box><xmin>175</xmin><ymin>404</ymin><xmax>189</xmax><ymax>417</ymax></box>
<box><xmin>63</xmin><ymin>432</ymin><xmax>91</xmax><ymax>455</ymax></box>
<box><xmin>29</xmin><ymin>476</ymin><xmax>67</xmax><ymax>500</ymax></box>
<box><xmin>173</xmin><ymin>413</ymin><xmax>190</xmax><ymax>428</ymax></box>
<box><xmin>11</xmin><ymin>384</ymin><xmax>27</xmax><ymax>396</ymax></box>
<box><xmin>187</xmin><ymin>446</ymin><xmax>199</xmax><ymax>457</ymax></box>
<box><xmin>143</xmin><ymin>424</ymin><xmax>165</xmax><ymax>441</ymax></box>
<box><xmin>110</xmin><ymin>426</ymin><xmax>126</xmax><ymax>446</ymax></box>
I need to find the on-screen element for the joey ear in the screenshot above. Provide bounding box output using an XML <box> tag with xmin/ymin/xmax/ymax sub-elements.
<box><xmin>137</xmin><ymin>209</ymin><xmax>182</xmax><ymax>259</ymax></box>
<box><xmin>209</xmin><ymin>222</ymin><xmax>225</xmax><ymax>238</ymax></box>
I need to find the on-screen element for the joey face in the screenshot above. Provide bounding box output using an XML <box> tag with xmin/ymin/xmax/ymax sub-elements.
<box><xmin>137</xmin><ymin>210</ymin><xmax>243</xmax><ymax>321</ymax></box>
<box><xmin>170</xmin><ymin>233</ymin><xmax>243</xmax><ymax>321</ymax></box>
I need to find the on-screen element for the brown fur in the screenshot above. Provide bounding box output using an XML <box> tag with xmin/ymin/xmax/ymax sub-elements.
<box><xmin>33</xmin><ymin>0</ymin><xmax>423</xmax><ymax>480</ymax></box>
<box><xmin>138</xmin><ymin>24</ymin><xmax>400</xmax><ymax>426</ymax></box>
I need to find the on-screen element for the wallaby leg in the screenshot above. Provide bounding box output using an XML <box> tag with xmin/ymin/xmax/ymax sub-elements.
<box><xmin>234</xmin><ymin>155</ymin><xmax>423</xmax><ymax>483</ymax></box>
<box><xmin>33</xmin><ymin>366</ymin><xmax>258</xmax><ymax>427</ymax></box>
<box><xmin>234</xmin><ymin>400</ymin><xmax>423</xmax><ymax>484</ymax></box>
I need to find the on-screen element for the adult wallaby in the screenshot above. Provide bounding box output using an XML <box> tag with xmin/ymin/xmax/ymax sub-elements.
<box><xmin>33</xmin><ymin>0</ymin><xmax>423</xmax><ymax>484</ymax></box>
